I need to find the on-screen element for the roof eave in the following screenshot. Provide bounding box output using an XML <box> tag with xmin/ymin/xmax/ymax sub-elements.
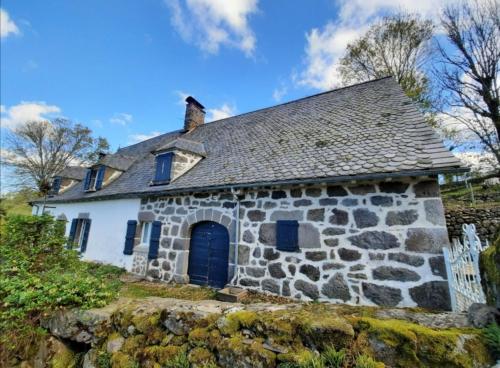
<box><xmin>36</xmin><ymin>166</ymin><xmax>469</xmax><ymax>204</ymax></box>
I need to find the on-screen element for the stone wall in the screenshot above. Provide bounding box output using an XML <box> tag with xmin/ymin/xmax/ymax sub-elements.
<box><xmin>445</xmin><ymin>206</ymin><xmax>500</xmax><ymax>242</ymax></box>
<box><xmin>135</xmin><ymin>177</ymin><xmax>452</xmax><ymax>310</ymax></box>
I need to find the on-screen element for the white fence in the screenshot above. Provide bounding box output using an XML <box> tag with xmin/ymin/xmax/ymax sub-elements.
<box><xmin>443</xmin><ymin>224</ymin><xmax>489</xmax><ymax>312</ymax></box>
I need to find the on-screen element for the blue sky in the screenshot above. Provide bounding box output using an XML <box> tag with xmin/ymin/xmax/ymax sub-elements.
<box><xmin>1</xmin><ymin>0</ymin><xmax>449</xmax><ymax>150</ymax></box>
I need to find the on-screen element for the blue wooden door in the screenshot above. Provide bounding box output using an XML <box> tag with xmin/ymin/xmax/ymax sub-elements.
<box><xmin>188</xmin><ymin>221</ymin><xmax>229</xmax><ymax>288</ymax></box>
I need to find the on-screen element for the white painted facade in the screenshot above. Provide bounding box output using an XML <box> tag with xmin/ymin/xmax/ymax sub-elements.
<box><xmin>35</xmin><ymin>198</ymin><xmax>141</xmax><ymax>270</ymax></box>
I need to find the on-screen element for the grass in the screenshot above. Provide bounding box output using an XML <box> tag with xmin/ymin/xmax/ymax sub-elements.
<box><xmin>441</xmin><ymin>183</ymin><xmax>500</xmax><ymax>208</ymax></box>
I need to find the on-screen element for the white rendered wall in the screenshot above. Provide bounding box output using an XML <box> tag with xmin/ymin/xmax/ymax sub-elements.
<box><xmin>42</xmin><ymin>198</ymin><xmax>141</xmax><ymax>270</ymax></box>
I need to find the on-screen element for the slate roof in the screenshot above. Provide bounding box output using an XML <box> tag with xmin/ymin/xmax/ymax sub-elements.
<box><xmin>45</xmin><ymin>77</ymin><xmax>466</xmax><ymax>203</ymax></box>
<box><xmin>98</xmin><ymin>153</ymin><xmax>136</xmax><ymax>171</ymax></box>
<box><xmin>56</xmin><ymin>166</ymin><xmax>87</xmax><ymax>180</ymax></box>
<box><xmin>154</xmin><ymin>137</ymin><xmax>207</xmax><ymax>156</ymax></box>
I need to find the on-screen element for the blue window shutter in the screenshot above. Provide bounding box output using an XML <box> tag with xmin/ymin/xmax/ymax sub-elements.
<box><xmin>67</xmin><ymin>219</ymin><xmax>78</xmax><ymax>249</ymax></box>
<box><xmin>148</xmin><ymin>221</ymin><xmax>162</xmax><ymax>259</ymax></box>
<box><xmin>154</xmin><ymin>153</ymin><xmax>173</xmax><ymax>183</ymax></box>
<box><xmin>276</xmin><ymin>220</ymin><xmax>299</xmax><ymax>252</ymax></box>
<box><xmin>95</xmin><ymin>166</ymin><xmax>106</xmax><ymax>190</ymax></box>
<box><xmin>83</xmin><ymin>169</ymin><xmax>92</xmax><ymax>190</ymax></box>
<box><xmin>123</xmin><ymin>220</ymin><xmax>137</xmax><ymax>255</ymax></box>
<box><xmin>80</xmin><ymin>219</ymin><xmax>91</xmax><ymax>253</ymax></box>
<box><xmin>51</xmin><ymin>177</ymin><xmax>61</xmax><ymax>194</ymax></box>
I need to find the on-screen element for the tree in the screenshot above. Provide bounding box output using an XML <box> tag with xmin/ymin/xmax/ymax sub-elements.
<box><xmin>338</xmin><ymin>12</ymin><xmax>434</xmax><ymax>109</ymax></box>
<box><xmin>434</xmin><ymin>0</ymin><xmax>500</xmax><ymax>172</ymax></box>
<box><xmin>4</xmin><ymin>119</ymin><xmax>109</xmax><ymax>194</ymax></box>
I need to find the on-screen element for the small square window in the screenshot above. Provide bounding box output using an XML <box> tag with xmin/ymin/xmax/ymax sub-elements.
<box><xmin>276</xmin><ymin>220</ymin><xmax>299</xmax><ymax>252</ymax></box>
<box><xmin>152</xmin><ymin>152</ymin><xmax>173</xmax><ymax>185</ymax></box>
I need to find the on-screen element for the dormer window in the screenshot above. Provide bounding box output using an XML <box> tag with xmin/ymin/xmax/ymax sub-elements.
<box><xmin>50</xmin><ymin>176</ymin><xmax>62</xmax><ymax>195</ymax></box>
<box><xmin>84</xmin><ymin>166</ymin><xmax>106</xmax><ymax>192</ymax></box>
<box><xmin>152</xmin><ymin>152</ymin><xmax>173</xmax><ymax>185</ymax></box>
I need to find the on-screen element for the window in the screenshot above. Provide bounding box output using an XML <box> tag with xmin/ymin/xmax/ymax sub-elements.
<box><xmin>50</xmin><ymin>176</ymin><xmax>62</xmax><ymax>195</ymax></box>
<box><xmin>84</xmin><ymin>166</ymin><xmax>106</xmax><ymax>191</ymax></box>
<box><xmin>140</xmin><ymin>222</ymin><xmax>152</xmax><ymax>245</ymax></box>
<box><xmin>152</xmin><ymin>152</ymin><xmax>173</xmax><ymax>184</ymax></box>
<box><xmin>276</xmin><ymin>220</ymin><xmax>299</xmax><ymax>252</ymax></box>
<box><xmin>68</xmin><ymin>218</ymin><xmax>92</xmax><ymax>252</ymax></box>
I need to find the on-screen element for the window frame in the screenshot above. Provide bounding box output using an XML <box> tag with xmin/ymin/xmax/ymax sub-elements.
<box><xmin>152</xmin><ymin>152</ymin><xmax>174</xmax><ymax>185</ymax></box>
<box><xmin>140</xmin><ymin>221</ymin><xmax>152</xmax><ymax>246</ymax></box>
<box><xmin>276</xmin><ymin>220</ymin><xmax>299</xmax><ymax>252</ymax></box>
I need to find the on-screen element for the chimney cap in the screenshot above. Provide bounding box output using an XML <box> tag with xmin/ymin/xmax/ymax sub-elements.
<box><xmin>185</xmin><ymin>96</ymin><xmax>205</xmax><ymax>110</ymax></box>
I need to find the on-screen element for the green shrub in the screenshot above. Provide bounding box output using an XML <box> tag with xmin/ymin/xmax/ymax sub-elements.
<box><xmin>355</xmin><ymin>355</ymin><xmax>383</xmax><ymax>368</ymax></box>
<box><xmin>322</xmin><ymin>346</ymin><xmax>345</xmax><ymax>368</ymax></box>
<box><xmin>301</xmin><ymin>356</ymin><xmax>325</xmax><ymax>368</ymax></box>
<box><xmin>0</xmin><ymin>214</ymin><xmax>124</xmax><ymax>365</ymax></box>
<box><xmin>165</xmin><ymin>351</ymin><xmax>190</xmax><ymax>368</ymax></box>
<box><xmin>483</xmin><ymin>323</ymin><xmax>500</xmax><ymax>359</ymax></box>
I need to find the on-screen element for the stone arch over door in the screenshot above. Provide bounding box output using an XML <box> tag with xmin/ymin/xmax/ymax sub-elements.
<box><xmin>175</xmin><ymin>209</ymin><xmax>237</xmax><ymax>283</ymax></box>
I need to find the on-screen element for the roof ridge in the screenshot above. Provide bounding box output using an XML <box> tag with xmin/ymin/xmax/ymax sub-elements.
<box><xmin>196</xmin><ymin>76</ymin><xmax>394</xmax><ymax>128</ymax></box>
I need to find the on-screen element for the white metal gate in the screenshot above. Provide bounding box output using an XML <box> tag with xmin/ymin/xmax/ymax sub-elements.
<box><xmin>443</xmin><ymin>224</ymin><xmax>489</xmax><ymax>312</ymax></box>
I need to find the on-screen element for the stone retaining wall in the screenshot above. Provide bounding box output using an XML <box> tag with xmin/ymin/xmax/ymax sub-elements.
<box><xmin>135</xmin><ymin>176</ymin><xmax>452</xmax><ymax>310</ymax></box>
<box><xmin>445</xmin><ymin>206</ymin><xmax>500</xmax><ymax>242</ymax></box>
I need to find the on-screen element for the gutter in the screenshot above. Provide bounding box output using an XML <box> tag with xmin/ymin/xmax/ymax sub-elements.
<box><xmin>229</xmin><ymin>188</ymin><xmax>241</xmax><ymax>286</ymax></box>
<box><xmin>34</xmin><ymin>166</ymin><xmax>470</xmax><ymax>205</ymax></box>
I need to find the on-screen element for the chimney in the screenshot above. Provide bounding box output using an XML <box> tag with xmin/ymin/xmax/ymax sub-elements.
<box><xmin>184</xmin><ymin>96</ymin><xmax>205</xmax><ymax>131</ymax></box>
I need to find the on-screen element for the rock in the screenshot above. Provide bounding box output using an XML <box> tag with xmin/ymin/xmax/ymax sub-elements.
<box><xmin>414</xmin><ymin>180</ymin><xmax>439</xmax><ymax>197</ymax></box>
<box><xmin>258</xmin><ymin>223</ymin><xmax>275</xmax><ymax>245</ymax></box>
<box><xmin>370</xmin><ymin>196</ymin><xmax>394</xmax><ymax>206</ymax></box>
<box><xmin>294</xmin><ymin>280</ymin><xmax>319</xmax><ymax>299</ymax></box>
<box><xmin>319</xmin><ymin>198</ymin><xmax>338</xmax><ymax>206</ymax></box>
<box><xmin>294</xmin><ymin>199</ymin><xmax>312</xmax><ymax>207</ymax></box>
<box><xmin>467</xmin><ymin>303</ymin><xmax>500</xmax><ymax>328</ymax></box>
<box><xmin>307</xmin><ymin>208</ymin><xmax>325</xmax><ymax>221</ymax></box>
<box><xmin>271</xmin><ymin>190</ymin><xmax>287</xmax><ymax>199</ymax></box>
<box><xmin>385</xmin><ymin>210</ymin><xmax>418</xmax><ymax>226</ymax></box>
<box><xmin>348</xmin><ymin>231</ymin><xmax>400</xmax><ymax>250</ymax></box>
<box><xmin>324</xmin><ymin>238</ymin><xmax>339</xmax><ymax>247</ymax></box>
<box><xmin>424</xmin><ymin>199</ymin><xmax>446</xmax><ymax>226</ymax></box>
<box><xmin>298</xmin><ymin>223</ymin><xmax>321</xmax><ymax>248</ymax></box>
<box><xmin>369</xmin><ymin>253</ymin><xmax>385</xmax><ymax>260</ymax></box>
<box><xmin>350</xmin><ymin>264</ymin><xmax>365</xmax><ymax>271</ymax></box>
<box><xmin>282</xmin><ymin>281</ymin><xmax>291</xmax><ymax>296</ymax></box>
<box><xmin>290</xmin><ymin>188</ymin><xmax>302</xmax><ymax>198</ymax></box>
<box><xmin>353</xmin><ymin>208</ymin><xmax>379</xmax><ymax>228</ymax></box>
<box><xmin>322</xmin><ymin>227</ymin><xmax>346</xmax><ymax>236</ymax></box>
<box><xmin>372</xmin><ymin>266</ymin><xmax>421</xmax><ymax>281</ymax></box>
<box><xmin>246</xmin><ymin>267</ymin><xmax>266</xmax><ymax>278</ymax></box>
<box><xmin>305</xmin><ymin>251</ymin><xmax>327</xmax><ymax>261</ymax></box>
<box><xmin>262</xmin><ymin>279</ymin><xmax>280</xmax><ymax>294</ymax></box>
<box><xmin>428</xmin><ymin>256</ymin><xmax>447</xmax><ymax>278</ymax></box>
<box><xmin>409</xmin><ymin>281</ymin><xmax>451</xmax><ymax>310</ymax></box>
<box><xmin>268</xmin><ymin>263</ymin><xmax>286</xmax><ymax>278</ymax></box>
<box><xmin>379</xmin><ymin>181</ymin><xmax>409</xmax><ymax>194</ymax></box>
<box><xmin>405</xmin><ymin>228</ymin><xmax>449</xmax><ymax>253</ymax></box>
<box><xmin>238</xmin><ymin>245</ymin><xmax>250</xmax><ymax>265</ymax></box>
<box><xmin>362</xmin><ymin>283</ymin><xmax>402</xmax><ymax>307</ymax></box>
<box><xmin>270</xmin><ymin>210</ymin><xmax>303</xmax><ymax>221</ymax></box>
<box><xmin>329</xmin><ymin>209</ymin><xmax>349</xmax><ymax>225</ymax></box>
<box><xmin>327</xmin><ymin>185</ymin><xmax>348</xmax><ymax>196</ymax></box>
<box><xmin>299</xmin><ymin>264</ymin><xmax>320</xmax><ymax>281</ymax></box>
<box><xmin>252</xmin><ymin>247</ymin><xmax>261</xmax><ymax>258</ymax></box>
<box><xmin>82</xmin><ymin>348</ymin><xmax>98</xmax><ymax>368</ymax></box>
<box><xmin>388</xmin><ymin>252</ymin><xmax>425</xmax><ymax>267</ymax></box>
<box><xmin>341</xmin><ymin>198</ymin><xmax>358</xmax><ymax>207</ymax></box>
<box><xmin>248</xmin><ymin>210</ymin><xmax>266</xmax><ymax>222</ymax></box>
<box><xmin>322</xmin><ymin>273</ymin><xmax>351</xmax><ymax>301</ymax></box>
<box><xmin>348</xmin><ymin>184</ymin><xmax>375</xmax><ymax>194</ymax></box>
<box><xmin>305</xmin><ymin>188</ymin><xmax>322</xmax><ymax>197</ymax></box>
<box><xmin>338</xmin><ymin>248</ymin><xmax>361</xmax><ymax>261</ymax></box>
<box><xmin>323</xmin><ymin>262</ymin><xmax>346</xmax><ymax>270</ymax></box>
<box><xmin>106</xmin><ymin>335</ymin><xmax>125</xmax><ymax>353</ymax></box>
<box><xmin>263</xmin><ymin>247</ymin><xmax>280</xmax><ymax>261</ymax></box>
<box><xmin>240</xmin><ymin>278</ymin><xmax>260</xmax><ymax>287</ymax></box>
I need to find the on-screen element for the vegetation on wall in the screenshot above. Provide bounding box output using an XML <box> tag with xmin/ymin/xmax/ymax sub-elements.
<box><xmin>0</xmin><ymin>214</ymin><xmax>124</xmax><ymax>365</ymax></box>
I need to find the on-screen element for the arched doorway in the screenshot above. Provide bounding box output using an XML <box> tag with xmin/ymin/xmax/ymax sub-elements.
<box><xmin>188</xmin><ymin>221</ymin><xmax>230</xmax><ymax>288</ymax></box>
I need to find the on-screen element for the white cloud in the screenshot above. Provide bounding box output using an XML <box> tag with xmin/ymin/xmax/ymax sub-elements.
<box><xmin>207</xmin><ymin>103</ymin><xmax>236</xmax><ymax>122</ymax></box>
<box><xmin>175</xmin><ymin>90</ymin><xmax>191</xmax><ymax>105</ymax></box>
<box><xmin>0</xmin><ymin>8</ymin><xmax>20</xmax><ymax>38</ymax></box>
<box><xmin>297</xmin><ymin>0</ymin><xmax>454</xmax><ymax>90</ymax></box>
<box><xmin>165</xmin><ymin>0</ymin><xmax>258</xmax><ymax>57</ymax></box>
<box><xmin>128</xmin><ymin>131</ymin><xmax>162</xmax><ymax>144</ymax></box>
<box><xmin>272</xmin><ymin>85</ymin><xmax>287</xmax><ymax>102</ymax></box>
<box><xmin>0</xmin><ymin>101</ymin><xmax>61</xmax><ymax>130</ymax></box>
<box><xmin>109</xmin><ymin>113</ymin><xmax>133</xmax><ymax>125</ymax></box>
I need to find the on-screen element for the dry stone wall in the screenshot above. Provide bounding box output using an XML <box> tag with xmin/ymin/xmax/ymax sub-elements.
<box><xmin>135</xmin><ymin>177</ymin><xmax>452</xmax><ymax>310</ymax></box>
<box><xmin>445</xmin><ymin>206</ymin><xmax>500</xmax><ymax>242</ymax></box>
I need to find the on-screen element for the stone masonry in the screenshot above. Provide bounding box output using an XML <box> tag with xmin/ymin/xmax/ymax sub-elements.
<box><xmin>133</xmin><ymin>177</ymin><xmax>452</xmax><ymax>310</ymax></box>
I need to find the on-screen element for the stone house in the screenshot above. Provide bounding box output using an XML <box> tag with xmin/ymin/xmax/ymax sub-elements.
<box><xmin>34</xmin><ymin>77</ymin><xmax>466</xmax><ymax>310</ymax></box>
